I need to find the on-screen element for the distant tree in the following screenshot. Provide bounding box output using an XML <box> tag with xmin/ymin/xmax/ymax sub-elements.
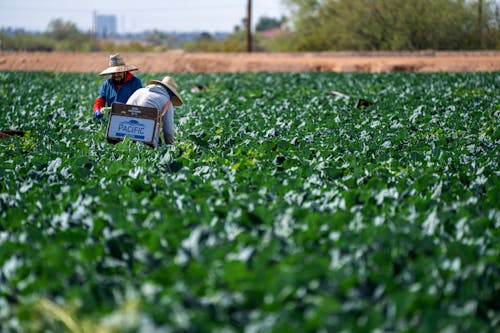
<box><xmin>183</xmin><ymin>29</ymin><xmax>266</xmax><ymax>52</ymax></box>
<box><xmin>283</xmin><ymin>0</ymin><xmax>330</xmax><ymax>50</ymax></box>
<box><xmin>1</xmin><ymin>32</ymin><xmax>54</xmax><ymax>51</ymax></box>
<box><xmin>255</xmin><ymin>16</ymin><xmax>284</xmax><ymax>31</ymax></box>
<box><xmin>283</xmin><ymin>0</ymin><xmax>500</xmax><ymax>50</ymax></box>
<box><xmin>182</xmin><ymin>32</ymin><xmax>217</xmax><ymax>51</ymax></box>
<box><xmin>44</xmin><ymin>18</ymin><xmax>99</xmax><ymax>51</ymax></box>
<box><xmin>199</xmin><ymin>32</ymin><xmax>213</xmax><ymax>40</ymax></box>
<box><xmin>46</xmin><ymin>19</ymin><xmax>80</xmax><ymax>41</ymax></box>
<box><xmin>220</xmin><ymin>30</ymin><xmax>250</xmax><ymax>51</ymax></box>
<box><xmin>100</xmin><ymin>40</ymin><xmax>148</xmax><ymax>52</ymax></box>
<box><xmin>145</xmin><ymin>29</ymin><xmax>172</xmax><ymax>48</ymax></box>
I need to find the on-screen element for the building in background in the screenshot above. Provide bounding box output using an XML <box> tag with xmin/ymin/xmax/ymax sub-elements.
<box><xmin>94</xmin><ymin>13</ymin><xmax>117</xmax><ymax>38</ymax></box>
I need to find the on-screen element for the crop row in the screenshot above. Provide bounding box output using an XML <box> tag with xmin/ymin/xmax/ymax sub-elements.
<box><xmin>0</xmin><ymin>71</ymin><xmax>498</xmax><ymax>332</ymax></box>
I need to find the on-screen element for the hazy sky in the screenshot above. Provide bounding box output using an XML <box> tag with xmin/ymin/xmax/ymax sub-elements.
<box><xmin>0</xmin><ymin>0</ymin><xmax>288</xmax><ymax>33</ymax></box>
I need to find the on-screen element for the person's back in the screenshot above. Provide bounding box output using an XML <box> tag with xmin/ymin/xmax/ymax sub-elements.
<box><xmin>127</xmin><ymin>76</ymin><xmax>182</xmax><ymax>145</ymax></box>
<box><xmin>128</xmin><ymin>85</ymin><xmax>168</xmax><ymax>111</ymax></box>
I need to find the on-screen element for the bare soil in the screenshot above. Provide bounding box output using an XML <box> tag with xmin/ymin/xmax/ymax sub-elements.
<box><xmin>0</xmin><ymin>51</ymin><xmax>499</xmax><ymax>73</ymax></box>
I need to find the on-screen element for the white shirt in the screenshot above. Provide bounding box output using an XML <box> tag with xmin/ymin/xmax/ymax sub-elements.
<box><xmin>127</xmin><ymin>84</ymin><xmax>175</xmax><ymax>144</ymax></box>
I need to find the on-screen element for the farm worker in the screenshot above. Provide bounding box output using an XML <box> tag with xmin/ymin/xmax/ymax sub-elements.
<box><xmin>127</xmin><ymin>76</ymin><xmax>183</xmax><ymax>145</ymax></box>
<box><xmin>93</xmin><ymin>53</ymin><xmax>142</xmax><ymax>119</ymax></box>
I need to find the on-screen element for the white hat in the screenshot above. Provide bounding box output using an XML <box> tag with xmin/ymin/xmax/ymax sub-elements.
<box><xmin>147</xmin><ymin>76</ymin><xmax>183</xmax><ymax>106</ymax></box>
<box><xmin>99</xmin><ymin>54</ymin><xmax>138</xmax><ymax>76</ymax></box>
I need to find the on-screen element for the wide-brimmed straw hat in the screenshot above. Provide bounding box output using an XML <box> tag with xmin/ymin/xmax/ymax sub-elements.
<box><xmin>147</xmin><ymin>76</ymin><xmax>183</xmax><ymax>106</ymax></box>
<box><xmin>99</xmin><ymin>53</ymin><xmax>138</xmax><ymax>76</ymax></box>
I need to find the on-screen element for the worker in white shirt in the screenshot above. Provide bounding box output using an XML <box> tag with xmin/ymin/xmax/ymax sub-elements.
<box><xmin>127</xmin><ymin>76</ymin><xmax>183</xmax><ymax>145</ymax></box>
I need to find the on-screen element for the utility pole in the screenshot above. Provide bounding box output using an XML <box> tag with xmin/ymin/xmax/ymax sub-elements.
<box><xmin>478</xmin><ymin>0</ymin><xmax>483</xmax><ymax>47</ymax></box>
<box><xmin>246</xmin><ymin>0</ymin><xmax>252</xmax><ymax>52</ymax></box>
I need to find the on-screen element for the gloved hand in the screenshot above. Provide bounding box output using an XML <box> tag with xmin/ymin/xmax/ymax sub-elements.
<box><xmin>94</xmin><ymin>109</ymin><xmax>103</xmax><ymax>119</ymax></box>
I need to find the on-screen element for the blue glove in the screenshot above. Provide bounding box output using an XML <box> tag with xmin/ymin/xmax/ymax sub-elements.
<box><xmin>94</xmin><ymin>109</ymin><xmax>102</xmax><ymax>119</ymax></box>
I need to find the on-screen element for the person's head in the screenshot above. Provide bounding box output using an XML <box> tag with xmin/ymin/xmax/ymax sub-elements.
<box><xmin>147</xmin><ymin>76</ymin><xmax>183</xmax><ymax>106</ymax></box>
<box><xmin>99</xmin><ymin>54</ymin><xmax>138</xmax><ymax>80</ymax></box>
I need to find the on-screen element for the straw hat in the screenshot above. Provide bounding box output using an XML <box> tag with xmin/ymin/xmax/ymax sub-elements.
<box><xmin>99</xmin><ymin>53</ymin><xmax>138</xmax><ymax>76</ymax></box>
<box><xmin>147</xmin><ymin>76</ymin><xmax>183</xmax><ymax>106</ymax></box>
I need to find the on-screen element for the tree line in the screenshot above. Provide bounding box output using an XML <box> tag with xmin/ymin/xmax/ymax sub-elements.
<box><xmin>283</xmin><ymin>0</ymin><xmax>500</xmax><ymax>50</ymax></box>
<box><xmin>1</xmin><ymin>0</ymin><xmax>499</xmax><ymax>52</ymax></box>
<box><xmin>0</xmin><ymin>20</ymin><xmax>100</xmax><ymax>52</ymax></box>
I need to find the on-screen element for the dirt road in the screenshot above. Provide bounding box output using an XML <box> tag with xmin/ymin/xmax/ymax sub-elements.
<box><xmin>1</xmin><ymin>51</ymin><xmax>499</xmax><ymax>73</ymax></box>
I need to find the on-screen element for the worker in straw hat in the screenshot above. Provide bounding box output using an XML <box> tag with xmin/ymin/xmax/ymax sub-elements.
<box><xmin>93</xmin><ymin>53</ymin><xmax>142</xmax><ymax>119</ymax></box>
<box><xmin>127</xmin><ymin>76</ymin><xmax>183</xmax><ymax>145</ymax></box>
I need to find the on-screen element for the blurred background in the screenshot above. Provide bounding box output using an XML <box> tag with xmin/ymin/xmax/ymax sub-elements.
<box><xmin>0</xmin><ymin>0</ymin><xmax>499</xmax><ymax>52</ymax></box>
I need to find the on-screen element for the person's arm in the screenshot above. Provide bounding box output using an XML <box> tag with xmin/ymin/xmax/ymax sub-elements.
<box><xmin>93</xmin><ymin>97</ymin><xmax>105</xmax><ymax>116</ymax></box>
<box><xmin>93</xmin><ymin>82</ymin><xmax>108</xmax><ymax>118</ymax></box>
<box><xmin>162</xmin><ymin>101</ymin><xmax>175</xmax><ymax>144</ymax></box>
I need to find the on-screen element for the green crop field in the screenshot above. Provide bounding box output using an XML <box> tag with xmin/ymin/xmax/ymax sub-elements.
<box><xmin>0</xmin><ymin>71</ymin><xmax>499</xmax><ymax>332</ymax></box>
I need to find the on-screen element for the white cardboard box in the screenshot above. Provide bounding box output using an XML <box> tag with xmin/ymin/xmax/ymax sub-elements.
<box><xmin>106</xmin><ymin>103</ymin><xmax>160</xmax><ymax>148</ymax></box>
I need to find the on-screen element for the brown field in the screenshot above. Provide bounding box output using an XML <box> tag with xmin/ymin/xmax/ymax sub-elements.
<box><xmin>0</xmin><ymin>51</ymin><xmax>499</xmax><ymax>73</ymax></box>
